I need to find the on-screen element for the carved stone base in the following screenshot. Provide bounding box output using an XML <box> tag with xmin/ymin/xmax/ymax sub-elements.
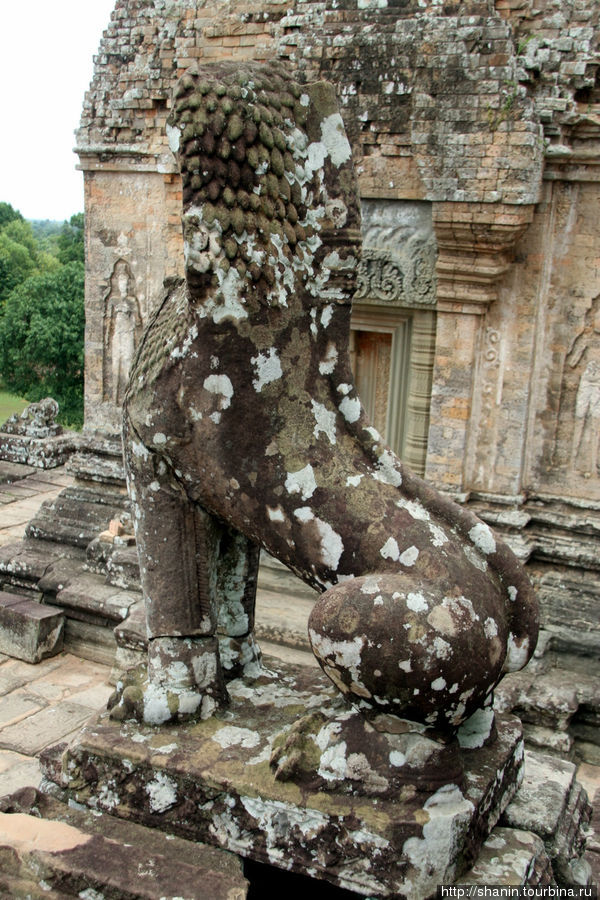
<box><xmin>41</xmin><ymin>659</ymin><xmax>524</xmax><ymax>898</ymax></box>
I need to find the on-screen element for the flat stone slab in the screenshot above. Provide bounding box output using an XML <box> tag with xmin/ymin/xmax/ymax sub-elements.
<box><xmin>0</xmin><ymin>786</ymin><xmax>247</xmax><ymax>899</ymax></box>
<box><xmin>0</xmin><ymin>592</ymin><xmax>64</xmax><ymax>663</ymax></box>
<box><xmin>0</xmin><ymin>700</ymin><xmax>94</xmax><ymax>756</ymax></box>
<box><xmin>42</xmin><ymin>659</ymin><xmax>524</xmax><ymax>898</ymax></box>
<box><xmin>0</xmin><ymin>461</ymin><xmax>37</xmax><ymax>484</ymax></box>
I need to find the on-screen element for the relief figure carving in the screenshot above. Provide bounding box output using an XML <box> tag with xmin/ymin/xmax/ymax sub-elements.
<box><xmin>103</xmin><ymin>259</ymin><xmax>142</xmax><ymax>405</ymax></box>
<box><xmin>567</xmin><ymin>295</ymin><xmax>600</xmax><ymax>478</ymax></box>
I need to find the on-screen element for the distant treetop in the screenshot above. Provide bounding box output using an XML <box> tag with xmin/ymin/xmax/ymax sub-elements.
<box><xmin>57</xmin><ymin>213</ymin><xmax>84</xmax><ymax>265</ymax></box>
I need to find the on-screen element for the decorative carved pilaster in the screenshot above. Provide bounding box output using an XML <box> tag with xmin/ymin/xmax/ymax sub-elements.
<box><xmin>433</xmin><ymin>202</ymin><xmax>535</xmax><ymax>313</ymax></box>
<box><xmin>403</xmin><ymin>309</ymin><xmax>436</xmax><ymax>476</ymax></box>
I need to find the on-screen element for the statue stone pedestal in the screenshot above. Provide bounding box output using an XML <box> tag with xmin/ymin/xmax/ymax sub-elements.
<box><xmin>41</xmin><ymin>659</ymin><xmax>525</xmax><ymax>898</ymax></box>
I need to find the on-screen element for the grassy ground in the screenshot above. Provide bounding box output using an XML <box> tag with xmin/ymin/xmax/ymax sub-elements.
<box><xmin>0</xmin><ymin>390</ymin><xmax>28</xmax><ymax>422</ymax></box>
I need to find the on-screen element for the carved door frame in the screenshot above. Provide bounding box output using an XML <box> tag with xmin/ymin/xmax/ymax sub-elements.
<box><xmin>350</xmin><ymin>303</ymin><xmax>436</xmax><ymax>476</ymax></box>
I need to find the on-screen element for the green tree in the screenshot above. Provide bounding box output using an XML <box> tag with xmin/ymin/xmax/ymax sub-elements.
<box><xmin>0</xmin><ymin>202</ymin><xmax>23</xmax><ymax>229</ymax></box>
<box><xmin>57</xmin><ymin>213</ymin><xmax>84</xmax><ymax>265</ymax></box>
<box><xmin>0</xmin><ymin>262</ymin><xmax>85</xmax><ymax>426</ymax></box>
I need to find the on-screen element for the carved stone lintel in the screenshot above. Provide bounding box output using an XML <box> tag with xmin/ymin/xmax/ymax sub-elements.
<box><xmin>355</xmin><ymin>245</ymin><xmax>437</xmax><ymax>307</ymax></box>
<box><xmin>357</xmin><ymin>200</ymin><xmax>437</xmax><ymax>308</ymax></box>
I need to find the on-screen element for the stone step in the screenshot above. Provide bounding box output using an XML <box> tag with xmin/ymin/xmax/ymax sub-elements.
<box><xmin>53</xmin><ymin>572</ymin><xmax>139</xmax><ymax>626</ymax></box>
<box><xmin>495</xmin><ymin>665</ymin><xmax>600</xmax><ymax>759</ymax></box>
<box><xmin>0</xmin><ymin>590</ymin><xmax>64</xmax><ymax>664</ymax></box>
<box><xmin>460</xmin><ymin>826</ymin><xmax>554</xmax><ymax>887</ymax></box>
<box><xmin>0</xmin><ymin>786</ymin><xmax>247</xmax><ymax>900</ymax></box>
<box><xmin>0</xmin><ymin>539</ymin><xmax>85</xmax><ymax>592</ymax></box>
<box><xmin>26</xmin><ymin>485</ymin><xmax>128</xmax><ymax>549</ymax></box>
<box><xmin>501</xmin><ymin>749</ymin><xmax>593</xmax><ymax>886</ymax></box>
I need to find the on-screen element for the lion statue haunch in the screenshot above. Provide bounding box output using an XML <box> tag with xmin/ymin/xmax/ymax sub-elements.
<box><xmin>111</xmin><ymin>61</ymin><xmax>538</xmax><ymax>733</ymax></box>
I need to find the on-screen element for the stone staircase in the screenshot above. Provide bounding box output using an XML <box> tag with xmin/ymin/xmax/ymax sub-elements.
<box><xmin>0</xmin><ymin>786</ymin><xmax>247</xmax><ymax>900</ymax></box>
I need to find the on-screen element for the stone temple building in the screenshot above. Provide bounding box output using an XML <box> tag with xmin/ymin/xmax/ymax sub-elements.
<box><xmin>4</xmin><ymin>0</ymin><xmax>593</xmax><ymax>760</ymax></box>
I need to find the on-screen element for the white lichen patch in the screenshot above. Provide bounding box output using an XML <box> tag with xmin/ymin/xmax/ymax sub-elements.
<box><xmin>319</xmin><ymin>342</ymin><xmax>338</xmax><ymax>375</ymax></box>
<box><xmin>152</xmin><ymin>742</ymin><xmax>178</xmax><ymax>755</ymax></box>
<box><xmin>143</xmin><ymin>683</ymin><xmax>173</xmax><ymax>725</ymax></box>
<box><xmin>468</xmin><ymin>522</ymin><xmax>496</xmax><ymax>556</ymax></box>
<box><xmin>320</xmin><ymin>113</ymin><xmax>352</xmax><ymax>167</ymax></box>
<box><xmin>166</xmin><ymin>122</ymin><xmax>181</xmax><ymax>153</ymax></box>
<box><xmin>311</xmin><ymin>399</ymin><xmax>337</xmax><ymax>444</ymax></box>
<box><xmin>372</xmin><ymin>449</ymin><xmax>402</xmax><ymax>487</ymax></box>
<box><xmin>212</xmin><ymin>726</ymin><xmax>261</xmax><ymax>750</ymax></box>
<box><xmin>309</xmin><ymin>629</ymin><xmax>364</xmax><ymax>673</ymax></box>
<box><xmin>285</xmin><ymin>464</ymin><xmax>317</xmax><ymax>500</ymax></box>
<box><xmin>429</xmin><ymin>523</ymin><xmax>449</xmax><ymax>547</ymax></box>
<box><xmin>97</xmin><ymin>783</ymin><xmax>119</xmax><ymax>811</ymax></box>
<box><xmin>267</xmin><ymin>505</ymin><xmax>286</xmax><ymax>522</ymax></box>
<box><xmin>380</xmin><ymin>537</ymin><xmax>400</xmax><ymax>561</ymax></box>
<box><xmin>508</xmin><ymin>586</ymin><xmax>518</xmax><ymax>602</ymax></box>
<box><xmin>339</xmin><ymin>394</ymin><xmax>361</xmax><ymax>423</ymax></box>
<box><xmin>251</xmin><ymin>348</ymin><xmax>282</xmax><ymax>392</ymax></box>
<box><xmin>432</xmin><ymin>636</ymin><xmax>452</xmax><ymax>659</ymax></box>
<box><xmin>400</xmin><ymin>545</ymin><xmax>419</xmax><ymax>567</ymax></box>
<box><xmin>431</xmin><ymin>677</ymin><xmax>447</xmax><ymax>691</ymax></box>
<box><xmin>406</xmin><ymin>591</ymin><xmax>428</xmax><ymax>613</ymax></box>
<box><xmin>241</xmin><ymin>796</ymin><xmax>329</xmax><ymax>853</ymax></box>
<box><xmin>293</xmin><ymin>508</ymin><xmax>344</xmax><ymax>569</ymax></box>
<box><xmin>463</xmin><ymin>544</ymin><xmax>488</xmax><ymax>573</ymax></box>
<box><xmin>346</xmin><ymin>473</ymin><xmax>363</xmax><ymax>487</ymax></box>
<box><xmin>203</xmin><ymin>373</ymin><xmax>234</xmax><ymax>410</ymax></box>
<box><xmin>321</xmin><ymin>303</ymin><xmax>333</xmax><ymax>328</ymax></box>
<box><xmin>396</xmin><ymin>497</ymin><xmax>429</xmax><ymax>521</ymax></box>
<box><xmin>484</xmin><ymin>617</ymin><xmax>498</xmax><ymax>639</ymax></box>
<box><xmin>228</xmin><ymin>678</ymin><xmax>325</xmax><ymax>711</ymax></box>
<box><xmin>457</xmin><ymin>707</ymin><xmax>495</xmax><ymax>749</ymax></box>
<box><xmin>318</xmin><ymin>741</ymin><xmax>349</xmax><ymax>781</ymax></box>
<box><xmin>170</xmin><ymin>323</ymin><xmax>199</xmax><ymax>360</ymax></box>
<box><xmin>145</xmin><ymin>772</ymin><xmax>178</xmax><ymax>813</ymax></box>
<box><xmin>504</xmin><ymin>633</ymin><xmax>530</xmax><ymax>672</ymax></box>
<box><xmin>389</xmin><ymin>750</ymin><xmax>406</xmax><ymax>767</ymax></box>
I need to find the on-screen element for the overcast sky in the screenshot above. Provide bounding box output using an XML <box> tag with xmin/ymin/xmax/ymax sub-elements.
<box><xmin>0</xmin><ymin>0</ymin><xmax>116</xmax><ymax>222</ymax></box>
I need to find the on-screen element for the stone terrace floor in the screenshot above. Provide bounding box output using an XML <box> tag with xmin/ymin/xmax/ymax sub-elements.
<box><xmin>0</xmin><ymin>462</ymin><xmax>115</xmax><ymax>795</ymax></box>
<box><xmin>0</xmin><ymin>461</ymin><xmax>597</xmax><ymax>886</ymax></box>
